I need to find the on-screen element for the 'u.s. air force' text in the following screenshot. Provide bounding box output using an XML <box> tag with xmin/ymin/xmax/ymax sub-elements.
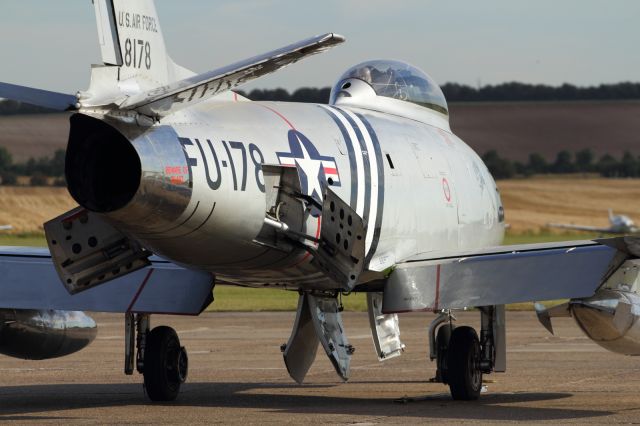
<box><xmin>118</xmin><ymin>12</ymin><xmax>158</xmax><ymax>33</ymax></box>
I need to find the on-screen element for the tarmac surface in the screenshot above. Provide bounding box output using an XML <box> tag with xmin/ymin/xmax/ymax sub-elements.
<box><xmin>1</xmin><ymin>311</ymin><xmax>639</xmax><ymax>424</ymax></box>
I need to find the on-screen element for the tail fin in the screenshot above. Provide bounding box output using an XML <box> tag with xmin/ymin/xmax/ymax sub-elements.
<box><xmin>92</xmin><ymin>0</ymin><xmax>191</xmax><ymax>91</ymax></box>
<box><xmin>608</xmin><ymin>208</ymin><xmax>614</xmax><ymax>223</ymax></box>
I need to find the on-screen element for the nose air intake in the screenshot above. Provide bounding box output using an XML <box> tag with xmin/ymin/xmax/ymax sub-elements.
<box><xmin>66</xmin><ymin>114</ymin><xmax>141</xmax><ymax>213</ymax></box>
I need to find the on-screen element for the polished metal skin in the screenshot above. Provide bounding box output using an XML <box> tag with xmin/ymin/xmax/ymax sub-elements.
<box><xmin>0</xmin><ymin>309</ymin><xmax>97</xmax><ymax>360</ymax></box>
<box><xmin>65</xmin><ymin>92</ymin><xmax>504</xmax><ymax>288</ymax></box>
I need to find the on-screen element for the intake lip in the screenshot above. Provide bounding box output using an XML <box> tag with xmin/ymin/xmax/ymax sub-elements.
<box><xmin>65</xmin><ymin>113</ymin><xmax>193</xmax><ymax>234</ymax></box>
<box><xmin>66</xmin><ymin>114</ymin><xmax>141</xmax><ymax>213</ymax></box>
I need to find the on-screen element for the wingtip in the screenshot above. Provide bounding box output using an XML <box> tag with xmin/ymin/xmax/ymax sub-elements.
<box><xmin>332</xmin><ymin>33</ymin><xmax>346</xmax><ymax>42</ymax></box>
<box><xmin>320</xmin><ymin>33</ymin><xmax>346</xmax><ymax>44</ymax></box>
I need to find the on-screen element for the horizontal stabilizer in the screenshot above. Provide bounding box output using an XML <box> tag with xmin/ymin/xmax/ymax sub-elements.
<box><xmin>0</xmin><ymin>246</ymin><xmax>213</xmax><ymax>315</ymax></box>
<box><xmin>0</xmin><ymin>82</ymin><xmax>77</xmax><ymax>111</ymax></box>
<box><xmin>120</xmin><ymin>33</ymin><xmax>345</xmax><ymax>118</ymax></box>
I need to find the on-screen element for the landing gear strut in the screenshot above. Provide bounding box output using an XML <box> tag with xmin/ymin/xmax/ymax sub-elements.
<box><xmin>429</xmin><ymin>306</ymin><xmax>506</xmax><ymax>400</ymax></box>
<box><xmin>125</xmin><ymin>313</ymin><xmax>188</xmax><ymax>401</ymax></box>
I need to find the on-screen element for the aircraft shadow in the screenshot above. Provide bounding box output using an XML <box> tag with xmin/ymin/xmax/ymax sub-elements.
<box><xmin>0</xmin><ymin>382</ymin><xmax>611</xmax><ymax>421</ymax></box>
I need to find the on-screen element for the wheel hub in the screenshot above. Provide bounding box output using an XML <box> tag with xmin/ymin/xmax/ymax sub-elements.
<box><xmin>171</xmin><ymin>346</ymin><xmax>188</xmax><ymax>384</ymax></box>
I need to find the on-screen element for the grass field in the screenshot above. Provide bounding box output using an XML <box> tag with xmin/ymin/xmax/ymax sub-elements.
<box><xmin>1</xmin><ymin>177</ymin><xmax>634</xmax><ymax>235</ymax></box>
<box><xmin>0</xmin><ymin>187</ymin><xmax>76</xmax><ymax>234</ymax></box>
<box><xmin>498</xmin><ymin>177</ymin><xmax>640</xmax><ymax>234</ymax></box>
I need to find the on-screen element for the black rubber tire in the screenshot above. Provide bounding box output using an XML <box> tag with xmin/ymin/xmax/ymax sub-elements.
<box><xmin>143</xmin><ymin>326</ymin><xmax>188</xmax><ymax>402</ymax></box>
<box><xmin>435</xmin><ymin>324</ymin><xmax>454</xmax><ymax>384</ymax></box>
<box><xmin>447</xmin><ymin>326</ymin><xmax>482</xmax><ymax>401</ymax></box>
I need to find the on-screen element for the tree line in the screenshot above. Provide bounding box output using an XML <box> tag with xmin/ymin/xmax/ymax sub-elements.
<box><xmin>2</xmin><ymin>81</ymin><xmax>640</xmax><ymax>115</ymax></box>
<box><xmin>0</xmin><ymin>146</ymin><xmax>65</xmax><ymax>186</ymax></box>
<box><xmin>482</xmin><ymin>149</ymin><xmax>640</xmax><ymax>179</ymax></box>
<box><xmin>239</xmin><ymin>82</ymin><xmax>640</xmax><ymax>104</ymax></box>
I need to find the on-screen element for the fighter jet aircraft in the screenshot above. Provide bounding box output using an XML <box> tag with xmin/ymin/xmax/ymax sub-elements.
<box><xmin>1</xmin><ymin>0</ymin><xmax>640</xmax><ymax>402</ymax></box>
<box><xmin>548</xmin><ymin>209</ymin><xmax>639</xmax><ymax>234</ymax></box>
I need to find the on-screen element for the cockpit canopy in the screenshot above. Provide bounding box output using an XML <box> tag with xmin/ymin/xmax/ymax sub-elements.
<box><xmin>330</xmin><ymin>60</ymin><xmax>448</xmax><ymax>116</ymax></box>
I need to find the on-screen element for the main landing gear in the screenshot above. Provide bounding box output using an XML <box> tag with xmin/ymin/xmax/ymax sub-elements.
<box><xmin>428</xmin><ymin>306</ymin><xmax>506</xmax><ymax>400</ymax></box>
<box><xmin>125</xmin><ymin>313</ymin><xmax>188</xmax><ymax>401</ymax></box>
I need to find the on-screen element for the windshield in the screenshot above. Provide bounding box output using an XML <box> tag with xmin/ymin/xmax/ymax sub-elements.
<box><xmin>337</xmin><ymin>60</ymin><xmax>448</xmax><ymax>115</ymax></box>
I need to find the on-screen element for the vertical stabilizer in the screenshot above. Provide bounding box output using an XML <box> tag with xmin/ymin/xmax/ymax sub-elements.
<box><xmin>94</xmin><ymin>0</ymin><xmax>122</xmax><ymax>66</ymax></box>
<box><xmin>92</xmin><ymin>0</ymin><xmax>192</xmax><ymax>93</ymax></box>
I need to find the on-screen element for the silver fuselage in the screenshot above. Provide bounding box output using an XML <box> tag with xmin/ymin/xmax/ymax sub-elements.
<box><xmin>79</xmin><ymin>100</ymin><xmax>504</xmax><ymax>288</ymax></box>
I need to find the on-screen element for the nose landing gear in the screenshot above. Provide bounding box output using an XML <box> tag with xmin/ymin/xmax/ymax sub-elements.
<box><xmin>143</xmin><ymin>326</ymin><xmax>188</xmax><ymax>401</ymax></box>
<box><xmin>124</xmin><ymin>313</ymin><xmax>188</xmax><ymax>402</ymax></box>
<box><xmin>429</xmin><ymin>306</ymin><xmax>505</xmax><ymax>401</ymax></box>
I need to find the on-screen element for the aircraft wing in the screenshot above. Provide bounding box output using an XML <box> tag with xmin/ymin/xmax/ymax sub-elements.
<box><xmin>547</xmin><ymin>222</ymin><xmax>618</xmax><ymax>233</ymax></box>
<box><xmin>381</xmin><ymin>239</ymin><xmax>628</xmax><ymax>314</ymax></box>
<box><xmin>0</xmin><ymin>246</ymin><xmax>214</xmax><ymax>315</ymax></box>
<box><xmin>0</xmin><ymin>82</ymin><xmax>78</xmax><ymax>111</ymax></box>
<box><xmin>120</xmin><ymin>33</ymin><xmax>345</xmax><ymax>118</ymax></box>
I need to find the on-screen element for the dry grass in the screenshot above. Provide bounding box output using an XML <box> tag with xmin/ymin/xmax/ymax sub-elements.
<box><xmin>0</xmin><ymin>186</ymin><xmax>75</xmax><ymax>233</ymax></box>
<box><xmin>1</xmin><ymin>176</ymin><xmax>638</xmax><ymax>235</ymax></box>
<box><xmin>498</xmin><ymin>176</ymin><xmax>640</xmax><ymax>234</ymax></box>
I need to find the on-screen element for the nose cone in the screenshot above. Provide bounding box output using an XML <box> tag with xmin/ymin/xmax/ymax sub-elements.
<box><xmin>66</xmin><ymin>114</ymin><xmax>141</xmax><ymax>213</ymax></box>
<box><xmin>66</xmin><ymin>114</ymin><xmax>193</xmax><ymax>231</ymax></box>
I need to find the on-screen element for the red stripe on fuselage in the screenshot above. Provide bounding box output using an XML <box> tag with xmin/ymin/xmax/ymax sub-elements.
<box><xmin>259</xmin><ymin>104</ymin><xmax>296</xmax><ymax>130</ymax></box>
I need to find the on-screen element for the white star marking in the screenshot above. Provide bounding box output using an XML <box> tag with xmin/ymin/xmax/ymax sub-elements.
<box><xmin>294</xmin><ymin>138</ymin><xmax>324</xmax><ymax>199</ymax></box>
